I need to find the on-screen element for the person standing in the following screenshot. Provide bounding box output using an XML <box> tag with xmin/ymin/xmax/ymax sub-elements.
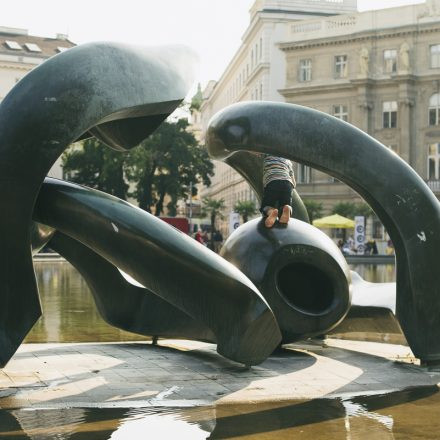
<box><xmin>213</xmin><ymin>229</ymin><xmax>223</xmax><ymax>253</ymax></box>
<box><xmin>195</xmin><ymin>230</ymin><xmax>204</xmax><ymax>245</ymax></box>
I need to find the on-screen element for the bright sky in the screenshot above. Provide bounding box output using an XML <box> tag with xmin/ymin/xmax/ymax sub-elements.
<box><xmin>2</xmin><ymin>0</ymin><xmax>426</xmax><ymax>90</ymax></box>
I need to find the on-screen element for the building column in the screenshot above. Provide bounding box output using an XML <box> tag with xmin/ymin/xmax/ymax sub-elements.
<box><xmin>353</xmin><ymin>80</ymin><xmax>373</xmax><ymax>134</ymax></box>
<box><xmin>398</xmin><ymin>77</ymin><xmax>415</xmax><ymax>165</ymax></box>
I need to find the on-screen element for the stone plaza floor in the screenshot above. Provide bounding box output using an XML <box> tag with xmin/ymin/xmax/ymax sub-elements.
<box><xmin>1</xmin><ymin>338</ymin><xmax>439</xmax><ymax>409</ymax></box>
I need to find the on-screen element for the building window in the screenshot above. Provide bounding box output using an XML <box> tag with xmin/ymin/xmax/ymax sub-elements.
<box><xmin>383</xmin><ymin>49</ymin><xmax>397</xmax><ymax>73</ymax></box>
<box><xmin>333</xmin><ymin>105</ymin><xmax>348</xmax><ymax>121</ymax></box>
<box><xmin>297</xmin><ymin>164</ymin><xmax>311</xmax><ymax>183</ymax></box>
<box><xmin>335</xmin><ymin>55</ymin><xmax>348</xmax><ymax>78</ymax></box>
<box><xmin>429</xmin><ymin>93</ymin><xmax>440</xmax><ymax>125</ymax></box>
<box><xmin>299</xmin><ymin>59</ymin><xmax>312</xmax><ymax>82</ymax></box>
<box><xmin>383</xmin><ymin>101</ymin><xmax>397</xmax><ymax>128</ymax></box>
<box><xmin>430</xmin><ymin>44</ymin><xmax>440</xmax><ymax>68</ymax></box>
<box><xmin>428</xmin><ymin>143</ymin><xmax>440</xmax><ymax>179</ymax></box>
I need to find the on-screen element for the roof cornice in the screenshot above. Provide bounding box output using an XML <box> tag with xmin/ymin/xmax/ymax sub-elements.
<box><xmin>279</xmin><ymin>81</ymin><xmax>353</xmax><ymax>97</ymax></box>
<box><xmin>279</xmin><ymin>73</ymin><xmax>433</xmax><ymax>97</ymax></box>
<box><xmin>279</xmin><ymin>23</ymin><xmax>440</xmax><ymax>52</ymax></box>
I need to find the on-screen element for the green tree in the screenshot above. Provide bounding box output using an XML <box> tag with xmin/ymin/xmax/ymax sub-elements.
<box><xmin>332</xmin><ymin>201</ymin><xmax>357</xmax><ymax>219</ymax></box>
<box><xmin>62</xmin><ymin>120</ymin><xmax>213</xmax><ymax>216</ymax></box>
<box><xmin>303</xmin><ymin>199</ymin><xmax>323</xmax><ymax>223</ymax></box>
<box><xmin>355</xmin><ymin>202</ymin><xmax>373</xmax><ymax>218</ymax></box>
<box><xmin>126</xmin><ymin>119</ymin><xmax>213</xmax><ymax>215</ymax></box>
<box><xmin>332</xmin><ymin>201</ymin><xmax>373</xmax><ymax>219</ymax></box>
<box><xmin>234</xmin><ymin>200</ymin><xmax>257</xmax><ymax>223</ymax></box>
<box><xmin>201</xmin><ymin>197</ymin><xmax>225</xmax><ymax>249</ymax></box>
<box><xmin>62</xmin><ymin>138</ymin><xmax>129</xmax><ymax>199</ymax></box>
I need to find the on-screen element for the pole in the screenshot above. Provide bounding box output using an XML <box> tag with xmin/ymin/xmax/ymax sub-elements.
<box><xmin>188</xmin><ymin>181</ymin><xmax>193</xmax><ymax>235</ymax></box>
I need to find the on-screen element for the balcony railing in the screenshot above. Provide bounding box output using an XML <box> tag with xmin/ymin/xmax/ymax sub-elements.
<box><xmin>427</xmin><ymin>180</ymin><xmax>440</xmax><ymax>193</ymax></box>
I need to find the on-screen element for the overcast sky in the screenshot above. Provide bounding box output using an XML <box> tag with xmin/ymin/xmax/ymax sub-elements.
<box><xmin>3</xmin><ymin>0</ymin><xmax>426</xmax><ymax>89</ymax></box>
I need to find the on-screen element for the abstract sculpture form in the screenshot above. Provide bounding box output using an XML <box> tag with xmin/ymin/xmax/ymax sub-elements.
<box><xmin>206</xmin><ymin>101</ymin><xmax>440</xmax><ymax>365</ymax></box>
<box><xmin>0</xmin><ymin>42</ymin><xmax>281</xmax><ymax>367</ymax></box>
<box><xmin>2</xmin><ymin>42</ymin><xmax>439</xmax><ymax>369</ymax></box>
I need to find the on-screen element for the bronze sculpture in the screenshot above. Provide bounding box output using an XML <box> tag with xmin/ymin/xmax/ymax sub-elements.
<box><xmin>207</xmin><ymin>101</ymin><xmax>440</xmax><ymax>365</ymax></box>
<box><xmin>2</xmin><ymin>42</ymin><xmax>439</xmax><ymax>369</ymax></box>
<box><xmin>0</xmin><ymin>42</ymin><xmax>281</xmax><ymax>367</ymax></box>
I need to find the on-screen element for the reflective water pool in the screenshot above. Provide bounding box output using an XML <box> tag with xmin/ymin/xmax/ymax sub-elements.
<box><xmin>1</xmin><ymin>386</ymin><xmax>438</xmax><ymax>439</ymax></box>
<box><xmin>26</xmin><ymin>261</ymin><xmax>396</xmax><ymax>344</ymax></box>
<box><xmin>26</xmin><ymin>261</ymin><xmax>147</xmax><ymax>343</ymax></box>
<box><xmin>349</xmin><ymin>263</ymin><xmax>396</xmax><ymax>283</ymax></box>
<box><xmin>13</xmin><ymin>261</ymin><xmax>440</xmax><ymax>440</ymax></box>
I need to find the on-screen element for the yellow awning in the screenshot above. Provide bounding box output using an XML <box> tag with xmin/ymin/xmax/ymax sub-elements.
<box><xmin>312</xmin><ymin>214</ymin><xmax>355</xmax><ymax>229</ymax></box>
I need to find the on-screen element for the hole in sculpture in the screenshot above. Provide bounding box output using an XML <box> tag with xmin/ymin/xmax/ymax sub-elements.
<box><xmin>276</xmin><ymin>263</ymin><xmax>334</xmax><ymax>315</ymax></box>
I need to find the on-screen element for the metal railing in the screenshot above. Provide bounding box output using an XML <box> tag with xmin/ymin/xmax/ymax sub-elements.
<box><xmin>427</xmin><ymin>180</ymin><xmax>440</xmax><ymax>193</ymax></box>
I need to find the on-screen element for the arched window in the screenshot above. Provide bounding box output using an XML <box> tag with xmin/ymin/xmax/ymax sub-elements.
<box><xmin>429</xmin><ymin>93</ymin><xmax>440</xmax><ymax>125</ymax></box>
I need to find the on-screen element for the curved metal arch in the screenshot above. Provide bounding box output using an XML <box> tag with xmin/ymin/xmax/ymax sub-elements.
<box><xmin>48</xmin><ymin>231</ymin><xmax>217</xmax><ymax>343</ymax></box>
<box><xmin>32</xmin><ymin>178</ymin><xmax>281</xmax><ymax>366</ymax></box>
<box><xmin>206</xmin><ymin>101</ymin><xmax>440</xmax><ymax>363</ymax></box>
<box><xmin>0</xmin><ymin>42</ymin><xmax>196</xmax><ymax>366</ymax></box>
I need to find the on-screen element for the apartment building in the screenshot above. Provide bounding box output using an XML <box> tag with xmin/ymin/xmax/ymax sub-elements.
<box><xmin>199</xmin><ymin>0</ymin><xmax>440</xmax><ymax>238</ymax></box>
<box><xmin>278</xmin><ymin>0</ymin><xmax>440</xmax><ymax>214</ymax></box>
<box><xmin>199</xmin><ymin>0</ymin><xmax>358</xmax><ymax>233</ymax></box>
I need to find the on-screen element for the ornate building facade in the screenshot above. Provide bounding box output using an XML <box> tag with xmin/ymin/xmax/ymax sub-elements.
<box><xmin>200</xmin><ymin>0</ymin><xmax>440</xmax><ymax>238</ymax></box>
<box><xmin>278</xmin><ymin>0</ymin><xmax>440</xmax><ymax>213</ymax></box>
<box><xmin>199</xmin><ymin>0</ymin><xmax>359</xmax><ymax>234</ymax></box>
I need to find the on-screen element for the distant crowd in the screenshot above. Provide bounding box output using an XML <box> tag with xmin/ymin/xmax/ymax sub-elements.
<box><xmin>337</xmin><ymin>237</ymin><xmax>395</xmax><ymax>256</ymax></box>
<box><xmin>193</xmin><ymin>229</ymin><xmax>224</xmax><ymax>253</ymax></box>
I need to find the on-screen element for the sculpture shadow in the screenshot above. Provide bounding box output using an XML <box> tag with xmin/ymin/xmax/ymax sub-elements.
<box><xmin>1</xmin><ymin>342</ymin><xmax>438</xmax><ymax>439</ymax></box>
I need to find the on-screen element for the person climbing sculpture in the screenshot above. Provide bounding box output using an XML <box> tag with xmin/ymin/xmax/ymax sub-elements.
<box><xmin>260</xmin><ymin>154</ymin><xmax>296</xmax><ymax>228</ymax></box>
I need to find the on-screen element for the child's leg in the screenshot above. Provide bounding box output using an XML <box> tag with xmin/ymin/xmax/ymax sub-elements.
<box><xmin>278</xmin><ymin>181</ymin><xmax>294</xmax><ymax>224</ymax></box>
<box><xmin>260</xmin><ymin>182</ymin><xmax>279</xmax><ymax>228</ymax></box>
<box><xmin>264</xmin><ymin>207</ymin><xmax>278</xmax><ymax>228</ymax></box>
<box><xmin>279</xmin><ymin>205</ymin><xmax>292</xmax><ymax>224</ymax></box>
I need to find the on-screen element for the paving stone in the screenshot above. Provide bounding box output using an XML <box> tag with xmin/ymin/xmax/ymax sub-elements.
<box><xmin>0</xmin><ymin>339</ymin><xmax>438</xmax><ymax>408</ymax></box>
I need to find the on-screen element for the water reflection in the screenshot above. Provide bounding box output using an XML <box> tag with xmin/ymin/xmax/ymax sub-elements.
<box><xmin>28</xmin><ymin>260</ymin><xmax>396</xmax><ymax>344</ymax></box>
<box><xmin>349</xmin><ymin>264</ymin><xmax>396</xmax><ymax>283</ymax></box>
<box><xmin>27</xmin><ymin>261</ymin><xmax>147</xmax><ymax>343</ymax></box>
<box><xmin>1</xmin><ymin>386</ymin><xmax>438</xmax><ymax>439</ymax></box>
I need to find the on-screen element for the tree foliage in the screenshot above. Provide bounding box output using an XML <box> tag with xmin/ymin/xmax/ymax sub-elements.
<box><xmin>62</xmin><ymin>119</ymin><xmax>214</xmax><ymax>216</ymax></box>
<box><xmin>62</xmin><ymin>138</ymin><xmax>129</xmax><ymax>199</ymax></box>
<box><xmin>302</xmin><ymin>199</ymin><xmax>323</xmax><ymax>223</ymax></box>
<box><xmin>332</xmin><ymin>202</ymin><xmax>356</xmax><ymax>218</ymax></box>
<box><xmin>355</xmin><ymin>202</ymin><xmax>374</xmax><ymax>218</ymax></box>
<box><xmin>126</xmin><ymin>119</ymin><xmax>213</xmax><ymax>215</ymax></box>
<box><xmin>332</xmin><ymin>201</ymin><xmax>373</xmax><ymax>219</ymax></box>
<box><xmin>234</xmin><ymin>200</ymin><xmax>257</xmax><ymax>223</ymax></box>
